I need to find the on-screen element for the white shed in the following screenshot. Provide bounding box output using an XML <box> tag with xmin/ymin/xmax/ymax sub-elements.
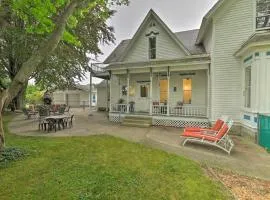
<box><xmin>52</xmin><ymin>84</ymin><xmax>97</xmax><ymax>108</ymax></box>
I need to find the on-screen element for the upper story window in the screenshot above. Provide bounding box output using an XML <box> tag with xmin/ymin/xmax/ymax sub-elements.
<box><xmin>149</xmin><ymin>37</ymin><xmax>156</xmax><ymax>59</ymax></box>
<box><xmin>256</xmin><ymin>0</ymin><xmax>270</xmax><ymax>29</ymax></box>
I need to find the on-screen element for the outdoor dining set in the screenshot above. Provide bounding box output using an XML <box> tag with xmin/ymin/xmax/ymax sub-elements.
<box><xmin>23</xmin><ymin>104</ymin><xmax>74</xmax><ymax>132</ymax></box>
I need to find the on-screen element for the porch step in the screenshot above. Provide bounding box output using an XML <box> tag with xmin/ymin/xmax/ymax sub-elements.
<box><xmin>121</xmin><ymin>116</ymin><xmax>152</xmax><ymax>128</ymax></box>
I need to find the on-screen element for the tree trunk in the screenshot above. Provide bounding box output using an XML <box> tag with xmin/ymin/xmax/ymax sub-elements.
<box><xmin>0</xmin><ymin>89</ymin><xmax>8</xmax><ymax>150</ymax></box>
<box><xmin>0</xmin><ymin>1</ymin><xmax>79</xmax><ymax>149</ymax></box>
<box><xmin>0</xmin><ymin>113</ymin><xmax>5</xmax><ymax>150</ymax></box>
<box><xmin>13</xmin><ymin>81</ymin><xmax>28</xmax><ymax>110</ymax></box>
<box><xmin>4</xmin><ymin>1</ymin><xmax>78</xmax><ymax>106</ymax></box>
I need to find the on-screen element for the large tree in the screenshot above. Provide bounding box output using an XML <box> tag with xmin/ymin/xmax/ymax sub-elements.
<box><xmin>0</xmin><ymin>0</ymin><xmax>128</xmax><ymax>149</ymax></box>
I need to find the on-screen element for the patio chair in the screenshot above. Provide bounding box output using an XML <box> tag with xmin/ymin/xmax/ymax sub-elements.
<box><xmin>37</xmin><ymin>105</ymin><xmax>50</xmax><ymax>130</ymax></box>
<box><xmin>22</xmin><ymin>108</ymin><xmax>38</xmax><ymax>119</ymax></box>
<box><xmin>64</xmin><ymin>114</ymin><xmax>74</xmax><ymax>128</ymax></box>
<box><xmin>64</xmin><ymin>106</ymin><xmax>70</xmax><ymax>114</ymax></box>
<box><xmin>184</xmin><ymin>115</ymin><xmax>229</xmax><ymax>133</ymax></box>
<box><xmin>58</xmin><ymin>105</ymin><xmax>66</xmax><ymax>115</ymax></box>
<box><xmin>181</xmin><ymin>119</ymin><xmax>234</xmax><ymax>154</ymax></box>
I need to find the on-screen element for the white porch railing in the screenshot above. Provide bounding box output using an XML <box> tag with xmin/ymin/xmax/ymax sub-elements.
<box><xmin>111</xmin><ymin>104</ymin><xmax>128</xmax><ymax>113</ymax></box>
<box><xmin>169</xmin><ymin>105</ymin><xmax>207</xmax><ymax>117</ymax></box>
<box><xmin>110</xmin><ymin>103</ymin><xmax>207</xmax><ymax>117</ymax></box>
<box><xmin>152</xmin><ymin>105</ymin><xmax>168</xmax><ymax>116</ymax></box>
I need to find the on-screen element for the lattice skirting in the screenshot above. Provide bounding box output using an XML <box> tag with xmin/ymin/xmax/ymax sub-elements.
<box><xmin>109</xmin><ymin>113</ymin><xmax>209</xmax><ymax>128</ymax></box>
<box><xmin>109</xmin><ymin>113</ymin><xmax>124</xmax><ymax>123</ymax></box>
<box><xmin>152</xmin><ymin>117</ymin><xmax>209</xmax><ymax>128</ymax></box>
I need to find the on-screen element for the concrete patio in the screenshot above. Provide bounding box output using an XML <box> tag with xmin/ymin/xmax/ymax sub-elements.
<box><xmin>8</xmin><ymin>108</ymin><xmax>270</xmax><ymax>181</ymax></box>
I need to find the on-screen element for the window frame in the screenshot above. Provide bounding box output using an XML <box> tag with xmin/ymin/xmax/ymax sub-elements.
<box><xmin>140</xmin><ymin>84</ymin><xmax>148</xmax><ymax>98</ymax></box>
<box><xmin>256</xmin><ymin>0</ymin><xmax>270</xmax><ymax>30</ymax></box>
<box><xmin>244</xmin><ymin>66</ymin><xmax>252</xmax><ymax>108</ymax></box>
<box><xmin>148</xmin><ymin>36</ymin><xmax>156</xmax><ymax>60</ymax></box>
<box><xmin>183</xmin><ymin>78</ymin><xmax>192</xmax><ymax>104</ymax></box>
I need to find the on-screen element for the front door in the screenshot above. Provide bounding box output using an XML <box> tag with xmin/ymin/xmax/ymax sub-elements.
<box><xmin>160</xmin><ymin>80</ymin><xmax>168</xmax><ymax>103</ymax></box>
<box><xmin>136</xmin><ymin>83</ymin><xmax>150</xmax><ymax>113</ymax></box>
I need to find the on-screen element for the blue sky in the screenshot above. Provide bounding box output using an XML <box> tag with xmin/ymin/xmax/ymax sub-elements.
<box><xmin>83</xmin><ymin>0</ymin><xmax>219</xmax><ymax>84</ymax></box>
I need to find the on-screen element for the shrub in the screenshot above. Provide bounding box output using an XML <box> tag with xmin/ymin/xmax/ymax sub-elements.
<box><xmin>0</xmin><ymin>147</ymin><xmax>28</xmax><ymax>166</ymax></box>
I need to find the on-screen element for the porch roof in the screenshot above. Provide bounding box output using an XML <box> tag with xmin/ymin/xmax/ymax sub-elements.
<box><xmin>106</xmin><ymin>54</ymin><xmax>211</xmax><ymax>70</ymax></box>
<box><xmin>235</xmin><ymin>31</ymin><xmax>270</xmax><ymax>57</ymax></box>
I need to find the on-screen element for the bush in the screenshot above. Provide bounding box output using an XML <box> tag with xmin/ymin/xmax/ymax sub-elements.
<box><xmin>0</xmin><ymin>147</ymin><xmax>28</xmax><ymax>165</ymax></box>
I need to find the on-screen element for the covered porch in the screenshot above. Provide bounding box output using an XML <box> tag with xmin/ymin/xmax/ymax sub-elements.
<box><xmin>108</xmin><ymin>56</ymin><xmax>210</xmax><ymax>127</ymax></box>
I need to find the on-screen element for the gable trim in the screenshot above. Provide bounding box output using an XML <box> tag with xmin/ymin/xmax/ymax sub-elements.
<box><xmin>119</xmin><ymin>9</ymin><xmax>191</xmax><ymax>61</ymax></box>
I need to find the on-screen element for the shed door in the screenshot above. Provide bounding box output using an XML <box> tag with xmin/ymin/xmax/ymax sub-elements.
<box><xmin>67</xmin><ymin>94</ymin><xmax>80</xmax><ymax>107</ymax></box>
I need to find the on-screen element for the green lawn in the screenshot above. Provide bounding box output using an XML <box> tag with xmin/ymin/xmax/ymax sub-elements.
<box><xmin>0</xmin><ymin>114</ymin><xmax>229</xmax><ymax>200</ymax></box>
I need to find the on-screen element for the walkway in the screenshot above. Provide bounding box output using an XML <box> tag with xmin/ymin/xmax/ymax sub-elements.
<box><xmin>9</xmin><ymin>108</ymin><xmax>270</xmax><ymax>180</ymax></box>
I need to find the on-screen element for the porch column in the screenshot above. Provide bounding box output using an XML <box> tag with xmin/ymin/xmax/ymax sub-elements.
<box><xmin>149</xmin><ymin>68</ymin><xmax>153</xmax><ymax>115</ymax></box>
<box><xmin>109</xmin><ymin>72</ymin><xmax>112</xmax><ymax>112</ymax></box>
<box><xmin>89</xmin><ymin>71</ymin><xmax>93</xmax><ymax>116</ymax></box>
<box><xmin>207</xmin><ymin>68</ymin><xmax>210</xmax><ymax>119</ymax></box>
<box><xmin>106</xmin><ymin>79</ymin><xmax>109</xmax><ymax>112</ymax></box>
<box><xmin>126</xmin><ymin>70</ymin><xmax>130</xmax><ymax>113</ymax></box>
<box><xmin>167</xmin><ymin>67</ymin><xmax>170</xmax><ymax>116</ymax></box>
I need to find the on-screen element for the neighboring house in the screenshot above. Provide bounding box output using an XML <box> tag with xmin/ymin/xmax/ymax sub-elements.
<box><xmin>53</xmin><ymin>84</ymin><xmax>97</xmax><ymax>108</ymax></box>
<box><xmin>94</xmin><ymin>0</ymin><xmax>270</xmax><ymax>138</ymax></box>
<box><xmin>96</xmin><ymin>80</ymin><xmax>110</xmax><ymax>111</ymax></box>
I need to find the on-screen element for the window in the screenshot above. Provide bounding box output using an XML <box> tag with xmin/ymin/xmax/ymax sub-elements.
<box><xmin>245</xmin><ymin>67</ymin><xmax>251</xmax><ymax>108</ymax></box>
<box><xmin>183</xmin><ymin>78</ymin><xmax>192</xmax><ymax>104</ymax></box>
<box><xmin>149</xmin><ymin>37</ymin><xmax>156</xmax><ymax>59</ymax></box>
<box><xmin>92</xmin><ymin>94</ymin><xmax>96</xmax><ymax>103</ymax></box>
<box><xmin>140</xmin><ymin>85</ymin><xmax>148</xmax><ymax>98</ymax></box>
<box><xmin>122</xmin><ymin>85</ymin><xmax>127</xmax><ymax>96</ymax></box>
<box><xmin>256</xmin><ymin>0</ymin><xmax>270</xmax><ymax>29</ymax></box>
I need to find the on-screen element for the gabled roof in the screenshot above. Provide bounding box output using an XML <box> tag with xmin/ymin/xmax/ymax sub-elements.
<box><xmin>117</xmin><ymin>9</ymin><xmax>191</xmax><ymax>62</ymax></box>
<box><xmin>103</xmin><ymin>40</ymin><xmax>130</xmax><ymax>64</ymax></box>
<box><xmin>104</xmin><ymin>29</ymin><xmax>205</xmax><ymax>64</ymax></box>
<box><xmin>196</xmin><ymin>0</ymin><xmax>227</xmax><ymax>44</ymax></box>
<box><xmin>175</xmin><ymin>30</ymin><xmax>205</xmax><ymax>55</ymax></box>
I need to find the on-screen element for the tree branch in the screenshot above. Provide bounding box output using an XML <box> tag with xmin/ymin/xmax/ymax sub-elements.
<box><xmin>5</xmin><ymin>0</ymin><xmax>80</xmax><ymax>105</ymax></box>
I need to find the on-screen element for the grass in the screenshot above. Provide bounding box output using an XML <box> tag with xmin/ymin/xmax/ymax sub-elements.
<box><xmin>0</xmin><ymin>113</ymin><xmax>229</xmax><ymax>200</ymax></box>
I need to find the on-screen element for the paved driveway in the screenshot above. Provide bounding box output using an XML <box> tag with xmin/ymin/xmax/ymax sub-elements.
<box><xmin>9</xmin><ymin>108</ymin><xmax>270</xmax><ymax>180</ymax></box>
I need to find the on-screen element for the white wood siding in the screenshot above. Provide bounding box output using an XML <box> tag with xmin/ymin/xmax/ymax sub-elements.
<box><xmin>97</xmin><ymin>87</ymin><xmax>108</xmax><ymax>108</ymax></box>
<box><xmin>211</xmin><ymin>0</ymin><xmax>254</xmax><ymax>121</ymax></box>
<box><xmin>169</xmin><ymin>71</ymin><xmax>207</xmax><ymax>106</ymax></box>
<box><xmin>203</xmin><ymin>23</ymin><xmax>213</xmax><ymax>54</ymax></box>
<box><xmin>124</xmin><ymin>20</ymin><xmax>186</xmax><ymax>62</ymax></box>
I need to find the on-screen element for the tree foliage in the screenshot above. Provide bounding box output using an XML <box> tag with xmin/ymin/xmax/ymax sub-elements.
<box><xmin>25</xmin><ymin>85</ymin><xmax>44</xmax><ymax>104</ymax></box>
<box><xmin>0</xmin><ymin>0</ymin><xmax>129</xmax><ymax>149</ymax></box>
<box><xmin>0</xmin><ymin>0</ymin><xmax>128</xmax><ymax>91</ymax></box>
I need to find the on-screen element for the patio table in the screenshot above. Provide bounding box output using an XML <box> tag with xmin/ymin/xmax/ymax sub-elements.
<box><xmin>45</xmin><ymin>114</ymin><xmax>69</xmax><ymax>132</ymax></box>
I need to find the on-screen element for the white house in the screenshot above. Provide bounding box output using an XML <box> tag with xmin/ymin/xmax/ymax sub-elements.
<box><xmin>53</xmin><ymin>84</ymin><xmax>97</xmax><ymax>108</ymax></box>
<box><xmin>94</xmin><ymin>0</ymin><xmax>270</xmax><ymax>138</ymax></box>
